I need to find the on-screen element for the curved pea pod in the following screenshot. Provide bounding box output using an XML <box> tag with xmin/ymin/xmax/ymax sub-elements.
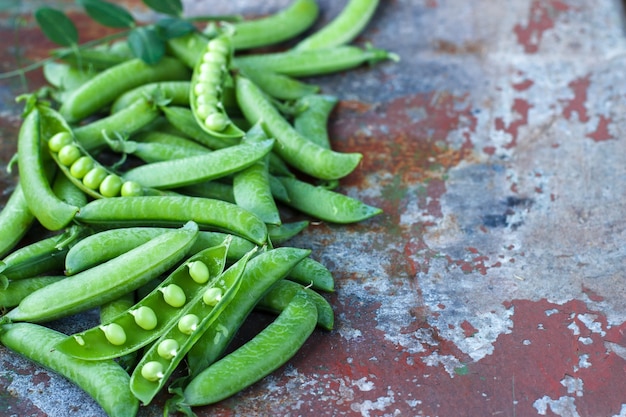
<box><xmin>0</xmin><ymin>322</ymin><xmax>138</xmax><ymax>417</ymax></box>
<box><xmin>257</xmin><ymin>279</ymin><xmax>334</xmax><ymax>331</ymax></box>
<box><xmin>0</xmin><ymin>276</ymin><xmax>65</xmax><ymax>309</ymax></box>
<box><xmin>294</xmin><ymin>94</ymin><xmax>339</xmax><ymax>149</ymax></box>
<box><xmin>55</xmin><ymin>239</ymin><xmax>231</xmax><ymax>361</ymax></box>
<box><xmin>294</xmin><ymin>0</ymin><xmax>380</xmax><ymax>50</ymax></box>
<box><xmin>0</xmin><ymin>225</ymin><xmax>85</xmax><ymax>281</ymax></box>
<box><xmin>189</xmin><ymin>32</ymin><xmax>244</xmax><ymax>139</ymax></box>
<box><xmin>129</xmin><ymin>245</ymin><xmax>257</xmax><ymax>405</ymax></box>
<box><xmin>52</xmin><ymin>171</ymin><xmax>89</xmax><ymax>208</ymax></box>
<box><xmin>74</xmin><ymin>195</ymin><xmax>268</xmax><ymax>245</ymax></box>
<box><xmin>275</xmin><ymin>176</ymin><xmax>382</xmax><ymax>223</ymax></box>
<box><xmin>267</xmin><ymin>220</ymin><xmax>309</xmax><ymax>245</ymax></box>
<box><xmin>0</xmin><ymin>184</ymin><xmax>35</xmax><ymax>258</ymax></box>
<box><xmin>3</xmin><ymin>222</ymin><xmax>199</xmax><ymax>323</ymax></box>
<box><xmin>59</xmin><ymin>57</ymin><xmax>190</xmax><ymax>123</ymax></box>
<box><xmin>288</xmin><ymin>256</ymin><xmax>335</xmax><ymax>292</ymax></box>
<box><xmin>236</xmin><ymin>76</ymin><xmax>361</xmax><ymax>180</ymax></box>
<box><xmin>231</xmin><ymin>0</ymin><xmax>319</xmax><ymax>50</ymax></box>
<box><xmin>17</xmin><ymin>108</ymin><xmax>79</xmax><ymax>231</ymax></box>
<box><xmin>186</xmin><ymin>246</ymin><xmax>311</xmax><ymax>376</ymax></box>
<box><xmin>237</xmin><ymin>64</ymin><xmax>319</xmax><ymax>100</ymax></box>
<box><xmin>122</xmin><ymin>139</ymin><xmax>275</xmax><ymax>189</ymax></box>
<box><xmin>110</xmin><ymin>81</ymin><xmax>192</xmax><ymax>113</ymax></box>
<box><xmin>179</xmin><ymin>290</ymin><xmax>318</xmax><ymax>407</ymax></box>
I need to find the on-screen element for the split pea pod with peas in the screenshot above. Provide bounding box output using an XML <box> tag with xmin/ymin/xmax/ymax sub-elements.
<box><xmin>55</xmin><ymin>239</ymin><xmax>232</xmax><ymax>361</ymax></box>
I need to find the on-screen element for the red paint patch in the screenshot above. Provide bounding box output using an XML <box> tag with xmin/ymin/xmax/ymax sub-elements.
<box><xmin>494</xmin><ymin>98</ymin><xmax>531</xmax><ymax>149</ymax></box>
<box><xmin>562</xmin><ymin>75</ymin><xmax>591</xmax><ymax>122</ymax></box>
<box><xmin>514</xmin><ymin>0</ymin><xmax>572</xmax><ymax>53</ymax></box>
<box><xmin>586</xmin><ymin>115</ymin><xmax>614</xmax><ymax>142</ymax></box>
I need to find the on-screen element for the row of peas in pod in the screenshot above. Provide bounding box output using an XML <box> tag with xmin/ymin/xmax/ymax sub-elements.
<box><xmin>0</xmin><ymin>0</ymin><xmax>396</xmax><ymax>415</ymax></box>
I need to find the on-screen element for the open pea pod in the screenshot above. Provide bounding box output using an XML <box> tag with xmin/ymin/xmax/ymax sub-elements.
<box><xmin>54</xmin><ymin>238</ymin><xmax>233</xmax><ymax>361</ymax></box>
<box><xmin>129</xmin><ymin>245</ymin><xmax>257</xmax><ymax>405</ymax></box>
<box><xmin>189</xmin><ymin>31</ymin><xmax>244</xmax><ymax>140</ymax></box>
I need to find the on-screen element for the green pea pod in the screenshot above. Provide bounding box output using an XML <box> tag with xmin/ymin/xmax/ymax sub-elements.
<box><xmin>110</xmin><ymin>81</ymin><xmax>192</xmax><ymax>113</ymax></box>
<box><xmin>294</xmin><ymin>0</ymin><xmax>380</xmax><ymax>50</ymax></box>
<box><xmin>0</xmin><ymin>225</ymin><xmax>85</xmax><ymax>281</ymax></box>
<box><xmin>73</xmin><ymin>97</ymin><xmax>161</xmax><ymax>152</ymax></box>
<box><xmin>0</xmin><ymin>276</ymin><xmax>65</xmax><ymax>309</ymax></box>
<box><xmin>288</xmin><ymin>256</ymin><xmax>335</xmax><ymax>292</ymax></box>
<box><xmin>294</xmin><ymin>94</ymin><xmax>339</xmax><ymax>149</ymax></box>
<box><xmin>186</xmin><ymin>247</ymin><xmax>310</xmax><ymax>376</ymax></box>
<box><xmin>161</xmin><ymin>106</ymin><xmax>240</xmax><ymax>150</ymax></box>
<box><xmin>267</xmin><ymin>220</ymin><xmax>309</xmax><ymax>245</ymax></box>
<box><xmin>74</xmin><ymin>195</ymin><xmax>268</xmax><ymax>245</ymax></box>
<box><xmin>177</xmin><ymin>180</ymin><xmax>236</xmax><ymax>203</ymax></box>
<box><xmin>52</xmin><ymin>171</ymin><xmax>89</xmax><ymax>207</ymax></box>
<box><xmin>0</xmin><ymin>184</ymin><xmax>35</xmax><ymax>258</ymax></box>
<box><xmin>233</xmin><ymin>124</ymin><xmax>281</xmax><ymax>225</ymax></box>
<box><xmin>130</xmin><ymin>245</ymin><xmax>256</xmax><ymax>405</ymax></box>
<box><xmin>55</xmin><ymin>239</ymin><xmax>231</xmax><ymax>361</ymax></box>
<box><xmin>236</xmin><ymin>76</ymin><xmax>362</xmax><ymax>180</ymax></box>
<box><xmin>256</xmin><ymin>279</ymin><xmax>334</xmax><ymax>331</ymax></box>
<box><xmin>59</xmin><ymin>57</ymin><xmax>190</xmax><ymax>123</ymax></box>
<box><xmin>232</xmin><ymin>44</ymin><xmax>398</xmax><ymax>78</ymax></box>
<box><xmin>231</xmin><ymin>0</ymin><xmax>319</xmax><ymax>50</ymax></box>
<box><xmin>0</xmin><ymin>322</ymin><xmax>138</xmax><ymax>417</ymax></box>
<box><xmin>3</xmin><ymin>221</ymin><xmax>199</xmax><ymax>323</ymax></box>
<box><xmin>180</xmin><ymin>290</ymin><xmax>318</xmax><ymax>407</ymax></box>
<box><xmin>275</xmin><ymin>176</ymin><xmax>383</xmax><ymax>223</ymax></box>
<box><xmin>189</xmin><ymin>32</ymin><xmax>244</xmax><ymax>139</ymax></box>
<box><xmin>237</xmin><ymin>64</ymin><xmax>320</xmax><ymax>100</ymax></box>
<box><xmin>17</xmin><ymin>108</ymin><xmax>79</xmax><ymax>231</ymax></box>
<box><xmin>122</xmin><ymin>139</ymin><xmax>275</xmax><ymax>189</ymax></box>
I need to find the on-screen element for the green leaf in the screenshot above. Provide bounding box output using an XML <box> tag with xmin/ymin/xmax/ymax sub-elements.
<box><xmin>155</xmin><ymin>17</ymin><xmax>196</xmax><ymax>40</ymax></box>
<box><xmin>142</xmin><ymin>0</ymin><xmax>183</xmax><ymax>17</ymax></box>
<box><xmin>35</xmin><ymin>8</ymin><xmax>78</xmax><ymax>47</ymax></box>
<box><xmin>127</xmin><ymin>26</ymin><xmax>165</xmax><ymax>65</ymax></box>
<box><xmin>78</xmin><ymin>0</ymin><xmax>135</xmax><ymax>28</ymax></box>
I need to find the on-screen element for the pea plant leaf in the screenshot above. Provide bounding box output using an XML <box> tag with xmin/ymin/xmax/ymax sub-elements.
<box><xmin>155</xmin><ymin>17</ymin><xmax>196</xmax><ymax>40</ymax></box>
<box><xmin>78</xmin><ymin>0</ymin><xmax>135</xmax><ymax>28</ymax></box>
<box><xmin>127</xmin><ymin>26</ymin><xmax>165</xmax><ymax>65</ymax></box>
<box><xmin>142</xmin><ymin>0</ymin><xmax>183</xmax><ymax>17</ymax></box>
<box><xmin>34</xmin><ymin>8</ymin><xmax>78</xmax><ymax>47</ymax></box>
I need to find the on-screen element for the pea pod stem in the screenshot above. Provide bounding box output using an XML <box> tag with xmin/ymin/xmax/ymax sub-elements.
<box><xmin>0</xmin><ymin>322</ymin><xmax>139</xmax><ymax>417</ymax></box>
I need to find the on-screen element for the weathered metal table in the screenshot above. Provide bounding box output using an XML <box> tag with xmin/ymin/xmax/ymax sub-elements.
<box><xmin>2</xmin><ymin>0</ymin><xmax>626</xmax><ymax>416</ymax></box>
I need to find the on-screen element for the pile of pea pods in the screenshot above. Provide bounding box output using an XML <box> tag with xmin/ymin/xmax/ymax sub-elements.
<box><xmin>0</xmin><ymin>0</ymin><xmax>397</xmax><ymax>415</ymax></box>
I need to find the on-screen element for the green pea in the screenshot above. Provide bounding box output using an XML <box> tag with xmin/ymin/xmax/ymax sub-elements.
<box><xmin>99</xmin><ymin>174</ymin><xmax>123</xmax><ymax>197</ymax></box>
<box><xmin>100</xmin><ymin>323</ymin><xmax>127</xmax><ymax>346</ymax></box>
<box><xmin>202</xmin><ymin>50</ymin><xmax>226</xmax><ymax>66</ymax></box>
<box><xmin>187</xmin><ymin>260</ymin><xmax>209</xmax><ymax>284</ymax></box>
<box><xmin>160</xmin><ymin>284</ymin><xmax>186</xmax><ymax>307</ymax></box>
<box><xmin>57</xmin><ymin>144</ymin><xmax>82</xmax><ymax>166</ymax></box>
<box><xmin>204</xmin><ymin>112</ymin><xmax>228</xmax><ymax>131</ymax></box>
<box><xmin>130</xmin><ymin>306</ymin><xmax>158</xmax><ymax>330</ymax></box>
<box><xmin>120</xmin><ymin>180</ymin><xmax>143</xmax><ymax>197</ymax></box>
<box><xmin>141</xmin><ymin>361</ymin><xmax>164</xmax><ymax>382</ymax></box>
<box><xmin>82</xmin><ymin>166</ymin><xmax>108</xmax><ymax>190</ymax></box>
<box><xmin>207</xmin><ymin>38</ymin><xmax>229</xmax><ymax>55</ymax></box>
<box><xmin>202</xmin><ymin>287</ymin><xmax>222</xmax><ymax>306</ymax></box>
<box><xmin>157</xmin><ymin>339</ymin><xmax>179</xmax><ymax>360</ymax></box>
<box><xmin>48</xmin><ymin>131</ymin><xmax>73</xmax><ymax>152</ymax></box>
<box><xmin>69</xmin><ymin>156</ymin><xmax>94</xmax><ymax>179</ymax></box>
<box><xmin>177</xmin><ymin>313</ymin><xmax>200</xmax><ymax>335</ymax></box>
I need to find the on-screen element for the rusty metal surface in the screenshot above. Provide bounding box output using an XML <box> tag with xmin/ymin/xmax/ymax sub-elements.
<box><xmin>2</xmin><ymin>0</ymin><xmax>626</xmax><ymax>416</ymax></box>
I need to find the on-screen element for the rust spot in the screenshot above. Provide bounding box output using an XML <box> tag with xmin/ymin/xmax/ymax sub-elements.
<box><xmin>433</xmin><ymin>39</ymin><xmax>484</xmax><ymax>55</ymax></box>
<box><xmin>494</xmin><ymin>98</ymin><xmax>531</xmax><ymax>149</ymax></box>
